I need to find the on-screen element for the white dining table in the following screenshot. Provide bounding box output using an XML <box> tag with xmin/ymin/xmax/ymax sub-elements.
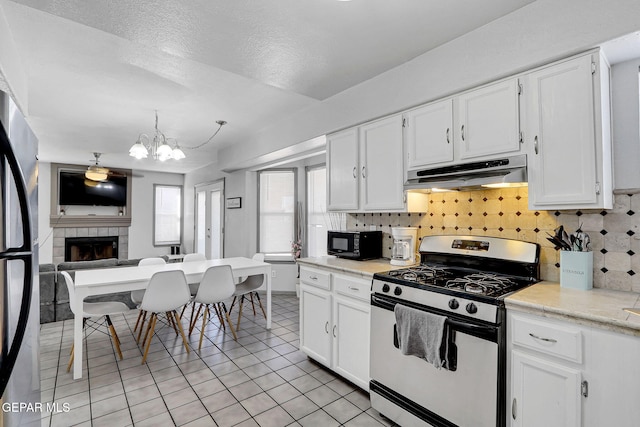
<box><xmin>71</xmin><ymin>257</ymin><xmax>272</xmax><ymax>379</ymax></box>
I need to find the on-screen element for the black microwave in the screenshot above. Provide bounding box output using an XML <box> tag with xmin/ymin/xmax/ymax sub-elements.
<box><xmin>327</xmin><ymin>230</ymin><xmax>382</xmax><ymax>260</ymax></box>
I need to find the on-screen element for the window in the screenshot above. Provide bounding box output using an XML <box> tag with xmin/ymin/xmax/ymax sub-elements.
<box><xmin>306</xmin><ymin>165</ymin><xmax>327</xmax><ymax>257</ymax></box>
<box><xmin>258</xmin><ymin>169</ymin><xmax>296</xmax><ymax>260</ymax></box>
<box><xmin>153</xmin><ymin>185</ymin><xmax>182</xmax><ymax>246</ymax></box>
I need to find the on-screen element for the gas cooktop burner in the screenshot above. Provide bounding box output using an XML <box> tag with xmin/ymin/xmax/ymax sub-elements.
<box><xmin>378</xmin><ymin>266</ymin><xmax>528</xmax><ymax>298</ymax></box>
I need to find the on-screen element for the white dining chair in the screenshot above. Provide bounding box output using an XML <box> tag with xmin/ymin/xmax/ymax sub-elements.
<box><xmin>180</xmin><ymin>252</ymin><xmax>207</xmax><ymax>325</ymax></box>
<box><xmin>139</xmin><ymin>270</ymin><xmax>192</xmax><ymax>363</ymax></box>
<box><xmin>131</xmin><ymin>257</ymin><xmax>166</xmax><ymax>336</ymax></box>
<box><xmin>229</xmin><ymin>253</ymin><xmax>266</xmax><ymax>328</ymax></box>
<box><xmin>188</xmin><ymin>265</ymin><xmax>238</xmax><ymax>349</ymax></box>
<box><xmin>61</xmin><ymin>271</ymin><xmax>130</xmax><ymax>372</ymax></box>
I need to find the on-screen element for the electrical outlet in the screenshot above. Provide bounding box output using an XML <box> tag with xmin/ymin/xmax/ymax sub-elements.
<box><xmin>271</xmin><ymin>270</ymin><xmax>277</xmax><ymax>278</ymax></box>
<box><xmin>369</xmin><ymin>225</ymin><xmax>376</xmax><ymax>231</ymax></box>
<box><xmin>634</xmin><ymin>224</ymin><xmax>640</xmax><ymax>240</ymax></box>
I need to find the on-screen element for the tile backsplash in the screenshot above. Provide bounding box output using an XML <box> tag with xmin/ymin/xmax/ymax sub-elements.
<box><xmin>347</xmin><ymin>187</ymin><xmax>640</xmax><ymax>293</ymax></box>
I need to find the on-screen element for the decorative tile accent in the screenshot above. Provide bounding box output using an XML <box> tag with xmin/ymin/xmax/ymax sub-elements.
<box><xmin>347</xmin><ymin>189</ymin><xmax>640</xmax><ymax>290</ymax></box>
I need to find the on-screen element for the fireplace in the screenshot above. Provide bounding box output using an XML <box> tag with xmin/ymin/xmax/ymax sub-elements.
<box><xmin>65</xmin><ymin>236</ymin><xmax>119</xmax><ymax>262</ymax></box>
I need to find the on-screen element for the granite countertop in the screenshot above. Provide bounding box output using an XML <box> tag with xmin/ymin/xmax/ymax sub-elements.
<box><xmin>296</xmin><ymin>256</ymin><xmax>407</xmax><ymax>278</ymax></box>
<box><xmin>505</xmin><ymin>282</ymin><xmax>640</xmax><ymax>336</ymax></box>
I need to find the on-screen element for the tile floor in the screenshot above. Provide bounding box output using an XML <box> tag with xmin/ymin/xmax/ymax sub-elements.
<box><xmin>39</xmin><ymin>294</ymin><xmax>393</xmax><ymax>427</ymax></box>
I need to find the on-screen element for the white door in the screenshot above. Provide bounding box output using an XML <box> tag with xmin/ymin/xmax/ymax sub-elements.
<box><xmin>526</xmin><ymin>54</ymin><xmax>598</xmax><ymax>208</ymax></box>
<box><xmin>359</xmin><ymin>115</ymin><xmax>405</xmax><ymax>211</ymax></box>
<box><xmin>195</xmin><ymin>180</ymin><xmax>224</xmax><ymax>259</ymax></box>
<box><xmin>511</xmin><ymin>350</ymin><xmax>581</xmax><ymax>427</ymax></box>
<box><xmin>404</xmin><ymin>98</ymin><xmax>454</xmax><ymax>169</ymax></box>
<box><xmin>299</xmin><ymin>284</ymin><xmax>332</xmax><ymax>367</ymax></box>
<box><xmin>327</xmin><ymin>128</ymin><xmax>359</xmax><ymax>211</ymax></box>
<box><xmin>332</xmin><ymin>294</ymin><xmax>370</xmax><ymax>390</ymax></box>
<box><xmin>456</xmin><ymin>78</ymin><xmax>521</xmax><ymax>160</ymax></box>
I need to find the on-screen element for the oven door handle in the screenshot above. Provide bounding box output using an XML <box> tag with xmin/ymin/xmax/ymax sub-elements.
<box><xmin>372</xmin><ymin>294</ymin><xmax>498</xmax><ymax>341</ymax></box>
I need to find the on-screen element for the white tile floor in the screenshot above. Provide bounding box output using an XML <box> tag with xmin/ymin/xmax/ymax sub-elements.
<box><xmin>39</xmin><ymin>294</ymin><xmax>394</xmax><ymax>426</ymax></box>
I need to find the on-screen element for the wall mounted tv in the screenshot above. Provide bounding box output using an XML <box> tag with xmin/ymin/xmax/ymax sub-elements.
<box><xmin>59</xmin><ymin>170</ymin><xmax>127</xmax><ymax>206</ymax></box>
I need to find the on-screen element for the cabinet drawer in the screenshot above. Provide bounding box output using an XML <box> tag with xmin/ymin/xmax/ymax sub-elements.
<box><xmin>299</xmin><ymin>267</ymin><xmax>331</xmax><ymax>290</ymax></box>
<box><xmin>334</xmin><ymin>275</ymin><xmax>371</xmax><ymax>302</ymax></box>
<box><xmin>511</xmin><ymin>314</ymin><xmax>583</xmax><ymax>363</ymax></box>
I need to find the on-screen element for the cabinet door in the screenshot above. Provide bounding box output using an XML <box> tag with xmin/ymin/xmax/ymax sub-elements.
<box><xmin>299</xmin><ymin>284</ymin><xmax>332</xmax><ymax>367</ymax></box>
<box><xmin>526</xmin><ymin>54</ymin><xmax>600</xmax><ymax>208</ymax></box>
<box><xmin>327</xmin><ymin>128</ymin><xmax>359</xmax><ymax>211</ymax></box>
<box><xmin>359</xmin><ymin>115</ymin><xmax>404</xmax><ymax>211</ymax></box>
<box><xmin>332</xmin><ymin>295</ymin><xmax>370</xmax><ymax>390</ymax></box>
<box><xmin>404</xmin><ymin>98</ymin><xmax>454</xmax><ymax>169</ymax></box>
<box><xmin>511</xmin><ymin>350</ymin><xmax>581</xmax><ymax>427</ymax></box>
<box><xmin>456</xmin><ymin>79</ymin><xmax>521</xmax><ymax>160</ymax></box>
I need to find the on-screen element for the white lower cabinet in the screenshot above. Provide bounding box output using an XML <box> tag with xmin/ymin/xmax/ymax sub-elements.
<box><xmin>299</xmin><ymin>266</ymin><xmax>371</xmax><ymax>390</ymax></box>
<box><xmin>511</xmin><ymin>350</ymin><xmax>581</xmax><ymax>427</ymax></box>
<box><xmin>508</xmin><ymin>311</ymin><xmax>640</xmax><ymax>427</ymax></box>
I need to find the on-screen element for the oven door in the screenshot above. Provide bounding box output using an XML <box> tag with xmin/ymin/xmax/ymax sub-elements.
<box><xmin>370</xmin><ymin>294</ymin><xmax>501</xmax><ymax>427</ymax></box>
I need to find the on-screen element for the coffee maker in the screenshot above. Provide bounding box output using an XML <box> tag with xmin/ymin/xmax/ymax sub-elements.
<box><xmin>390</xmin><ymin>227</ymin><xmax>418</xmax><ymax>266</ymax></box>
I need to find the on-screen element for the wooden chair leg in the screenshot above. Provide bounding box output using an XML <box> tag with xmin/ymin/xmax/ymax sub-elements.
<box><xmin>136</xmin><ymin>311</ymin><xmax>148</xmax><ymax>343</ymax></box>
<box><xmin>66</xmin><ymin>346</ymin><xmax>74</xmax><ymax>372</ymax></box>
<box><xmin>213</xmin><ymin>304</ymin><xmax>224</xmax><ymax>327</ymax></box>
<box><xmin>236</xmin><ymin>295</ymin><xmax>245</xmax><ymax>329</ymax></box>
<box><xmin>249</xmin><ymin>293</ymin><xmax>257</xmax><ymax>315</ymax></box>
<box><xmin>221</xmin><ymin>302</ymin><xmax>238</xmax><ymax>341</ymax></box>
<box><xmin>172</xmin><ymin>310</ymin><xmax>190</xmax><ymax>354</ymax></box>
<box><xmin>198</xmin><ymin>305</ymin><xmax>209</xmax><ymax>351</ymax></box>
<box><xmin>189</xmin><ymin>304</ymin><xmax>203</xmax><ymax>335</ymax></box>
<box><xmin>166</xmin><ymin>311</ymin><xmax>178</xmax><ymax>335</ymax></box>
<box><xmin>141</xmin><ymin>314</ymin><xmax>157</xmax><ymax>364</ymax></box>
<box><xmin>228</xmin><ymin>296</ymin><xmax>238</xmax><ymax>314</ymax></box>
<box><xmin>141</xmin><ymin>311</ymin><xmax>155</xmax><ymax>347</ymax></box>
<box><xmin>189</xmin><ymin>302</ymin><xmax>197</xmax><ymax>333</ymax></box>
<box><xmin>254</xmin><ymin>292</ymin><xmax>267</xmax><ymax>319</ymax></box>
<box><xmin>105</xmin><ymin>315</ymin><xmax>123</xmax><ymax>360</ymax></box>
<box><xmin>133</xmin><ymin>310</ymin><xmax>144</xmax><ymax>332</ymax></box>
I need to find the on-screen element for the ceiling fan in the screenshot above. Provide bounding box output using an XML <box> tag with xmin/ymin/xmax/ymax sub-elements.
<box><xmin>85</xmin><ymin>152</ymin><xmax>127</xmax><ymax>182</ymax></box>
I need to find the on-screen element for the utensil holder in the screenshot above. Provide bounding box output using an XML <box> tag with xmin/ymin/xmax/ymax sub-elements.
<box><xmin>560</xmin><ymin>251</ymin><xmax>593</xmax><ymax>290</ymax></box>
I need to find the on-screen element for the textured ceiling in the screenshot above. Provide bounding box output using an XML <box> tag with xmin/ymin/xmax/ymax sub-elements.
<box><xmin>2</xmin><ymin>0</ymin><xmax>535</xmax><ymax>173</ymax></box>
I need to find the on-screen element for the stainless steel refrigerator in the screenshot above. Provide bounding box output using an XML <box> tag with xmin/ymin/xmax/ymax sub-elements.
<box><xmin>0</xmin><ymin>91</ymin><xmax>40</xmax><ymax>426</ymax></box>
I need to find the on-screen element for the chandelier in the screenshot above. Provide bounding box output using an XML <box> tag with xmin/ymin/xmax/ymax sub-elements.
<box><xmin>128</xmin><ymin>111</ymin><xmax>227</xmax><ymax>161</ymax></box>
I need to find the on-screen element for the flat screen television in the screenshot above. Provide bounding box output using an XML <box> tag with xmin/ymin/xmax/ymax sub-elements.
<box><xmin>59</xmin><ymin>170</ymin><xmax>127</xmax><ymax>206</ymax></box>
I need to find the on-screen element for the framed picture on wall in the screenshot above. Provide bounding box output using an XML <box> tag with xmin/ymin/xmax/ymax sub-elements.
<box><xmin>226</xmin><ymin>197</ymin><xmax>242</xmax><ymax>209</ymax></box>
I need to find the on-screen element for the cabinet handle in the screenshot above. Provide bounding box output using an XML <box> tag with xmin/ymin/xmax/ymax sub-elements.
<box><xmin>446</xmin><ymin>128</ymin><xmax>450</xmax><ymax>144</ymax></box>
<box><xmin>512</xmin><ymin>398</ymin><xmax>517</xmax><ymax>420</ymax></box>
<box><xmin>352</xmin><ymin>167</ymin><xmax>357</xmax><ymax>179</ymax></box>
<box><xmin>325</xmin><ymin>321</ymin><xmax>329</xmax><ymax>334</ymax></box>
<box><xmin>461</xmin><ymin>125</ymin><xmax>465</xmax><ymax>141</ymax></box>
<box><xmin>362</xmin><ymin>166</ymin><xmax>366</xmax><ymax>178</ymax></box>
<box><xmin>347</xmin><ymin>286</ymin><xmax>360</xmax><ymax>292</ymax></box>
<box><xmin>581</xmin><ymin>380</ymin><xmax>589</xmax><ymax>397</ymax></box>
<box><xmin>308</xmin><ymin>275</ymin><xmax>318</xmax><ymax>280</ymax></box>
<box><xmin>332</xmin><ymin>325</ymin><xmax>337</xmax><ymax>338</ymax></box>
<box><xmin>534</xmin><ymin>135</ymin><xmax>539</xmax><ymax>154</ymax></box>
<box><xmin>529</xmin><ymin>332</ymin><xmax>557</xmax><ymax>343</ymax></box>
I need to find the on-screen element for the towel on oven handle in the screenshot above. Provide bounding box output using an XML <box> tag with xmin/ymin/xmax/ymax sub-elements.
<box><xmin>394</xmin><ymin>303</ymin><xmax>448</xmax><ymax>369</ymax></box>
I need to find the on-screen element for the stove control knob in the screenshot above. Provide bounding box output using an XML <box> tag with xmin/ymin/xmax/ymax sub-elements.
<box><xmin>393</xmin><ymin>286</ymin><xmax>402</xmax><ymax>296</ymax></box>
<box><xmin>466</xmin><ymin>303</ymin><xmax>478</xmax><ymax>314</ymax></box>
<box><xmin>448</xmin><ymin>299</ymin><xmax>459</xmax><ymax>310</ymax></box>
<box><xmin>382</xmin><ymin>284</ymin><xmax>390</xmax><ymax>293</ymax></box>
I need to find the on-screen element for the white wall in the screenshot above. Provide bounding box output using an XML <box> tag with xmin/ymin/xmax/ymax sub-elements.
<box><xmin>217</xmin><ymin>0</ymin><xmax>640</xmax><ymax>171</ymax></box>
<box><xmin>37</xmin><ymin>162</ymin><xmax>184</xmax><ymax>263</ymax></box>
<box><xmin>129</xmin><ymin>170</ymin><xmax>184</xmax><ymax>258</ymax></box>
<box><xmin>611</xmin><ymin>58</ymin><xmax>640</xmax><ymax>191</ymax></box>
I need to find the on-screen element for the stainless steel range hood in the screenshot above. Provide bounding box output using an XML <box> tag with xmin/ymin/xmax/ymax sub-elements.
<box><xmin>405</xmin><ymin>154</ymin><xmax>527</xmax><ymax>192</ymax></box>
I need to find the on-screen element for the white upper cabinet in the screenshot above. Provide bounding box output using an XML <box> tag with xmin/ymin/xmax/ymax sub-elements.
<box><xmin>359</xmin><ymin>115</ymin><xmax>405</xmax><ymax>211</ymax></box>
<box><xmin>525</xmin><ymin>52</ymin><xmax>613</xmax><ymax>210</ymax></box>
<box><xmin>404</xmin><ymin>98</ymin><xmax>454</xmax><ymax>169</ymax></box>
<box><xmin>327</xmin><ymin>128</ymin><xmax>359</xmax><ymax>211</ymax></box>
<box><xmin>327</xmin><ymin>115</ymin><xmax>428</xmax><ymax>212</ymax></box>
<box><xmin>456</xmin><ymin>79</ymin><xmax>522</xmax><ymax>160</ymax></box>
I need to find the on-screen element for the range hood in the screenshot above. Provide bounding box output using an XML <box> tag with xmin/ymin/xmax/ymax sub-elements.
<box><xmin>405</xmin><ymin>154</ymin><xmax>527</xmax><ymax>192</ymax></box>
